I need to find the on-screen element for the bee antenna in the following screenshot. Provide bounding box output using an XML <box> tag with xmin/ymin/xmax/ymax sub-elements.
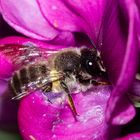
<box><xmin>91</xmin><ymin>79</ymin><xmax>110</xmax><ymax>85</ymax></box>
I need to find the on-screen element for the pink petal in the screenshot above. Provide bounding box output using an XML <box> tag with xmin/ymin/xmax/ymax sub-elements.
<box><xmin>100</xmin><ymin>0</ymin><xmax>138</xmax><ymax>124</ymax></box>
<box><xmin>37</xmin><ymin>0</ymin><xmax>105</xmax><ymax>44</ymax></box>
<box><xmin>0</xmin><ymin>52</ymin><xmax>14</xmax><ymax>78</ymax></box>
<box><xmin>0</xmin><ymin>0</ymin><xmax>106</xmax><ymax>45</ymax></box>
<box><xmin>0</xmin><ymin>36</ymin><xmax>68</xmax><ymax>50</ymax></box>
<box><xmin>18</xmin><ymin>86</ymin><xmax>119</xmax><ymax>140</ymax></box>
<box><xmin>0</xmin><ymin>0</ymin><xmax>58</xmax><ymax>40</ymax></box>
<box><xmin>0</xmin><ymin>0</ymin><xmax>76</xmax><ymax>45</ymax></box>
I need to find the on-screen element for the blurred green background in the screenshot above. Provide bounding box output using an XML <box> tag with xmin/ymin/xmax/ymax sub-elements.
<box><xmin>0</xmin><ymin>131</ymin><xmax>21</xmax><ymax>140</ymax></box>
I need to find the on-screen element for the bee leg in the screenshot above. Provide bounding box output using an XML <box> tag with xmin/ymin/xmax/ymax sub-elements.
<box><xmin>91</xmin><ymin>79</ymin><xmax>110</xmax><ymax>85</ymax></box>
<box><xmin>97</xmin><ymin>81</ymin><xmax>110</xmax><ymax>85</ymax></box>
<box><xmin>42</xmin><ymin>83</ymin><xmax>53</xmax><ymax>103</ymax></box>
<box><xmin>12</xmin><ymin>92</ymin><xmax>28</xmax><ymax>100</ymax></box>
<box><xmin>42</xmin><ymin>83</ymin><xmax>52</xmax><ymax>93</ymax></box>
<box><xmin>60</xmin><ymin>81</ymin><xmax>79</xmax><ymax>117</ymax></box>
<box><xmin>42</xmin><ymin>86</ymin><xmax>51</xmax><ymax>93</ymax></box>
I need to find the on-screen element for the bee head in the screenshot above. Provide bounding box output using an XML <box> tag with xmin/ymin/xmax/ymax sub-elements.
<box><xmin>80</xmin><ymin>48</ymin><xmax>103</xmax><ymax>78</ymax></box>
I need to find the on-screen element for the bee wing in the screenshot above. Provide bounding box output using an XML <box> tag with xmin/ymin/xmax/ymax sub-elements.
<box><xmin>0</xmin><ymin>43</ymin><xmax>58</xmax><ymax>69</ymax></box>
<box><xmin>11</xmin><ymin>70</ymin><xmax>65</xmax><ymax>100</ymax></box>
<box><xmin>11</xmin><ymin>92</ymin><xmax>28</xmax><ymax>100</ymax></box>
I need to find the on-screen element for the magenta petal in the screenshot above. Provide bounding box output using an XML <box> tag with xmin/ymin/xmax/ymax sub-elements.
<box><xmin>37</xmin><ymin>0</ymin><xmax>105</xmax><ymax>44</ymax></box>
<box><xmin>37</xmin><ymin>0</ymin><xmax>85</xmax><ymax>32</ymax></box>
<box><xmin>0</xmin><ymin>36</ymin><xmax>67</xmax><ymax>50</ymax></box>
<box><xmin>135</xmin><ymin>0</ymin><xmax>140</xmax><ymax>51</ymax></box>
<box><xmin>0</xmin><ymin>0</ymin><xmax>107</xmax><ymax>45</ymax></box>
<box><xmin>100</xmin><ymin>0</ymin><xmax>138</xmax><ymax>124</ymax></box>
<box><xmin>0</xmin><ymin>0</ymin><xmax>76</xmax><ymax>45</ymax></box>
<box><xmin>0</xmin><ymin>0</ymin><xmax>59</xmax><ymax>40</ymax></box>
<box><xmin>0</xmin><ymin>52</ymin><xmax>14</xmax><ymax>78</ymax></box>
<box><xmin>107</xmin><ymin>95</ymin><xmax>135</xmax><ymax>125</ymax></box>
<box><xmin>18</xmin><ymin>86</ymin><xmax>119</xmax><ymax>140</ymax></box>
<box><xmin>49</xmin><ymin>31</ymin><xmax>76</xmax><ymax>46</ymax></box>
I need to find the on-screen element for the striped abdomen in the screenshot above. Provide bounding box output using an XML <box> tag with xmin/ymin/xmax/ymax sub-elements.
<box><xmin>10</xmin><ymin>64</ymin><xmax>51</xmax><ymax>97</ymax></box>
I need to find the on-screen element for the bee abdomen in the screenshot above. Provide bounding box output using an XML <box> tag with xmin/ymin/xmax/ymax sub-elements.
<box><xmin>10</xmin><ymin>64</ymin><xmax>48</xmax><ymax>95</ymax></box>
<box><xmin>20</xmin><ymin>68</ymin><xmax>30</xmax><ymax>85</ymax></box>
<box><xmin>10</xmin><ymin>71</ymin><xmax>22</xmax><ymax>96</ymax></box>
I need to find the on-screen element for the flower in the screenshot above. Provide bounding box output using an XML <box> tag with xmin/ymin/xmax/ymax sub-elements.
<box><xmin>0</xmin><ymin>36</ymin><xmax>121</xmax><ymax>140</ymax></box>
<box><xmin>0</xmin><ymin>0</ymin><xmax>140</xmax><ymax>139</ymax></box>
<box><xmin>1</xmin><ymin>0</ymin><xmax>139</xmax><ymax>123</ymax></box>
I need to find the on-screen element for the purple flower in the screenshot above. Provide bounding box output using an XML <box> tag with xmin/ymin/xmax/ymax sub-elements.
<box><xmin>0</xmin><ymin>36</ymin><xmax>120</xmax><ymax>139</ymax></box>
<box><xmin>0</xmin><ymin>0</ymin><xmax>140</xmax><ymax>139</ymax></box>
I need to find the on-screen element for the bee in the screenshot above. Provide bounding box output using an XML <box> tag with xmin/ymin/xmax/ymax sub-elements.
<box><xmin>0</xmin><ymin>43</ymin><xmax>108</xmax><ymax>116</ymax></box>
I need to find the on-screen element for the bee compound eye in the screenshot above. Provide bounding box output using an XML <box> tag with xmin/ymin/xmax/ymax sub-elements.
<box><xmin>87</xmin><ymin>61</ymin><xmax>93</xmax><ymax>66</ymax></box>
<box><xmin>85</xmin><ymin>60</ymin><xmax>94</xmax><ymax>74</ymax></box>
